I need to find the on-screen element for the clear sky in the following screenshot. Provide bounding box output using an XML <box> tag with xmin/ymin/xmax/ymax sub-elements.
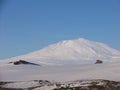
<box><xmin>0</xmin><ymin>0</ymin><xmax>120</xmax><ymax>59</ymax></box>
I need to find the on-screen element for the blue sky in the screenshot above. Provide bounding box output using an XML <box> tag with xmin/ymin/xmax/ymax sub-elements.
<box><xmin>0</xmin><ymin>0</ymin><xmax>120</xmax><ymax>59</ymax></box>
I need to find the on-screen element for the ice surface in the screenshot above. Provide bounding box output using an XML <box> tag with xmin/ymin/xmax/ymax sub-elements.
<box><xmin>0</xmin><ymin>62</ymin><xmax>120</xmax><ymax>82</ymax></box>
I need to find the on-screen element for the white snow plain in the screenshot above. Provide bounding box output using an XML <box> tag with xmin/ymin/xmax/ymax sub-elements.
<box><xmin>0</xmin><ymin>62</ymin><xmax>120</xmax><ymax>82</ymax></box>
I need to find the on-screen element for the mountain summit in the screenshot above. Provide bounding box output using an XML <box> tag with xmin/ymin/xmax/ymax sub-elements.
<box><xmin>2</xmin><ymin>38</ymin><xmax>120</xmax><ymax>65</ymax></box>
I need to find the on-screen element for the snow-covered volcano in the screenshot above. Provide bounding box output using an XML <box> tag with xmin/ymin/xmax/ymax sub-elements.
<box><xmin>1</xmin><ymin>38</ymin><xmax>120</xmax><ymax>65</ymax></box>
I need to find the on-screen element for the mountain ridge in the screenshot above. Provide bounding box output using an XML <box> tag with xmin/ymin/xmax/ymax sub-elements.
<box><xmin>1</xmin><ymin>38</ymin><xmax>120</xmax><ymax>65</ymax></box>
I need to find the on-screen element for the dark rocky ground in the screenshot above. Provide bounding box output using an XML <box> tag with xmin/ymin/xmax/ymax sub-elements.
<box><xmin>0</xmin><ymin>79</ymin><xmax>120</xmax><ymax>90</ymax></box>
<box><xmin>0</xmin><ymin>87</ymin><xmax>22</xmax><ymax>90</ymax></box>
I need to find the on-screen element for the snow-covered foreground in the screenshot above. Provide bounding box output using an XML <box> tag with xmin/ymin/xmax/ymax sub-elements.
<box><xmin>1</xmin><ymin>79</ymin><xmax>120</xmax><ymax>90</ymax></box>
<box><xmin>0</xmin><ymin>62</ymin><xmax>120</xmax><ymax>82</ymax></box>
<box><xmin>1</xmin><ymin>62</ymin><xmax>120</xmax><ymax>90</ymax></box>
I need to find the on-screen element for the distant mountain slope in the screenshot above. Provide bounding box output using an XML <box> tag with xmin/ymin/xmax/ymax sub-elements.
<box><xmin>1</xmin><ymin>38</ymin><xmax>120</xmax><ymax>65</ymax></box>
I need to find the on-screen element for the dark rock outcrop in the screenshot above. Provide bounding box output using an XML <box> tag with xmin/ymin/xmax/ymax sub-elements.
<box><xmin>9</xmin><ymin>60</ymin><xmax>40</xmax><ymax>66</ymax></box>
<box><xmin>95</xmin><ymin>60</ymin><xmax>103</xmax><ymax>64</ymax></box>
<box><xmin>53</xmin><ymin>80</ymin><xmax>120</xmax><ymax>90</ymax></box>
<box><xmin>1</xmin><ymin>80</ymin><xmax>120</xmax><ymax>90</ymax></box>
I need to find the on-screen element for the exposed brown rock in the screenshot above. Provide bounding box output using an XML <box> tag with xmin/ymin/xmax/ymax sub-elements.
<box><xmin>95</xmin><ymin>60</ymin><xmax>103</xmax><ymax>64</ymax></box>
